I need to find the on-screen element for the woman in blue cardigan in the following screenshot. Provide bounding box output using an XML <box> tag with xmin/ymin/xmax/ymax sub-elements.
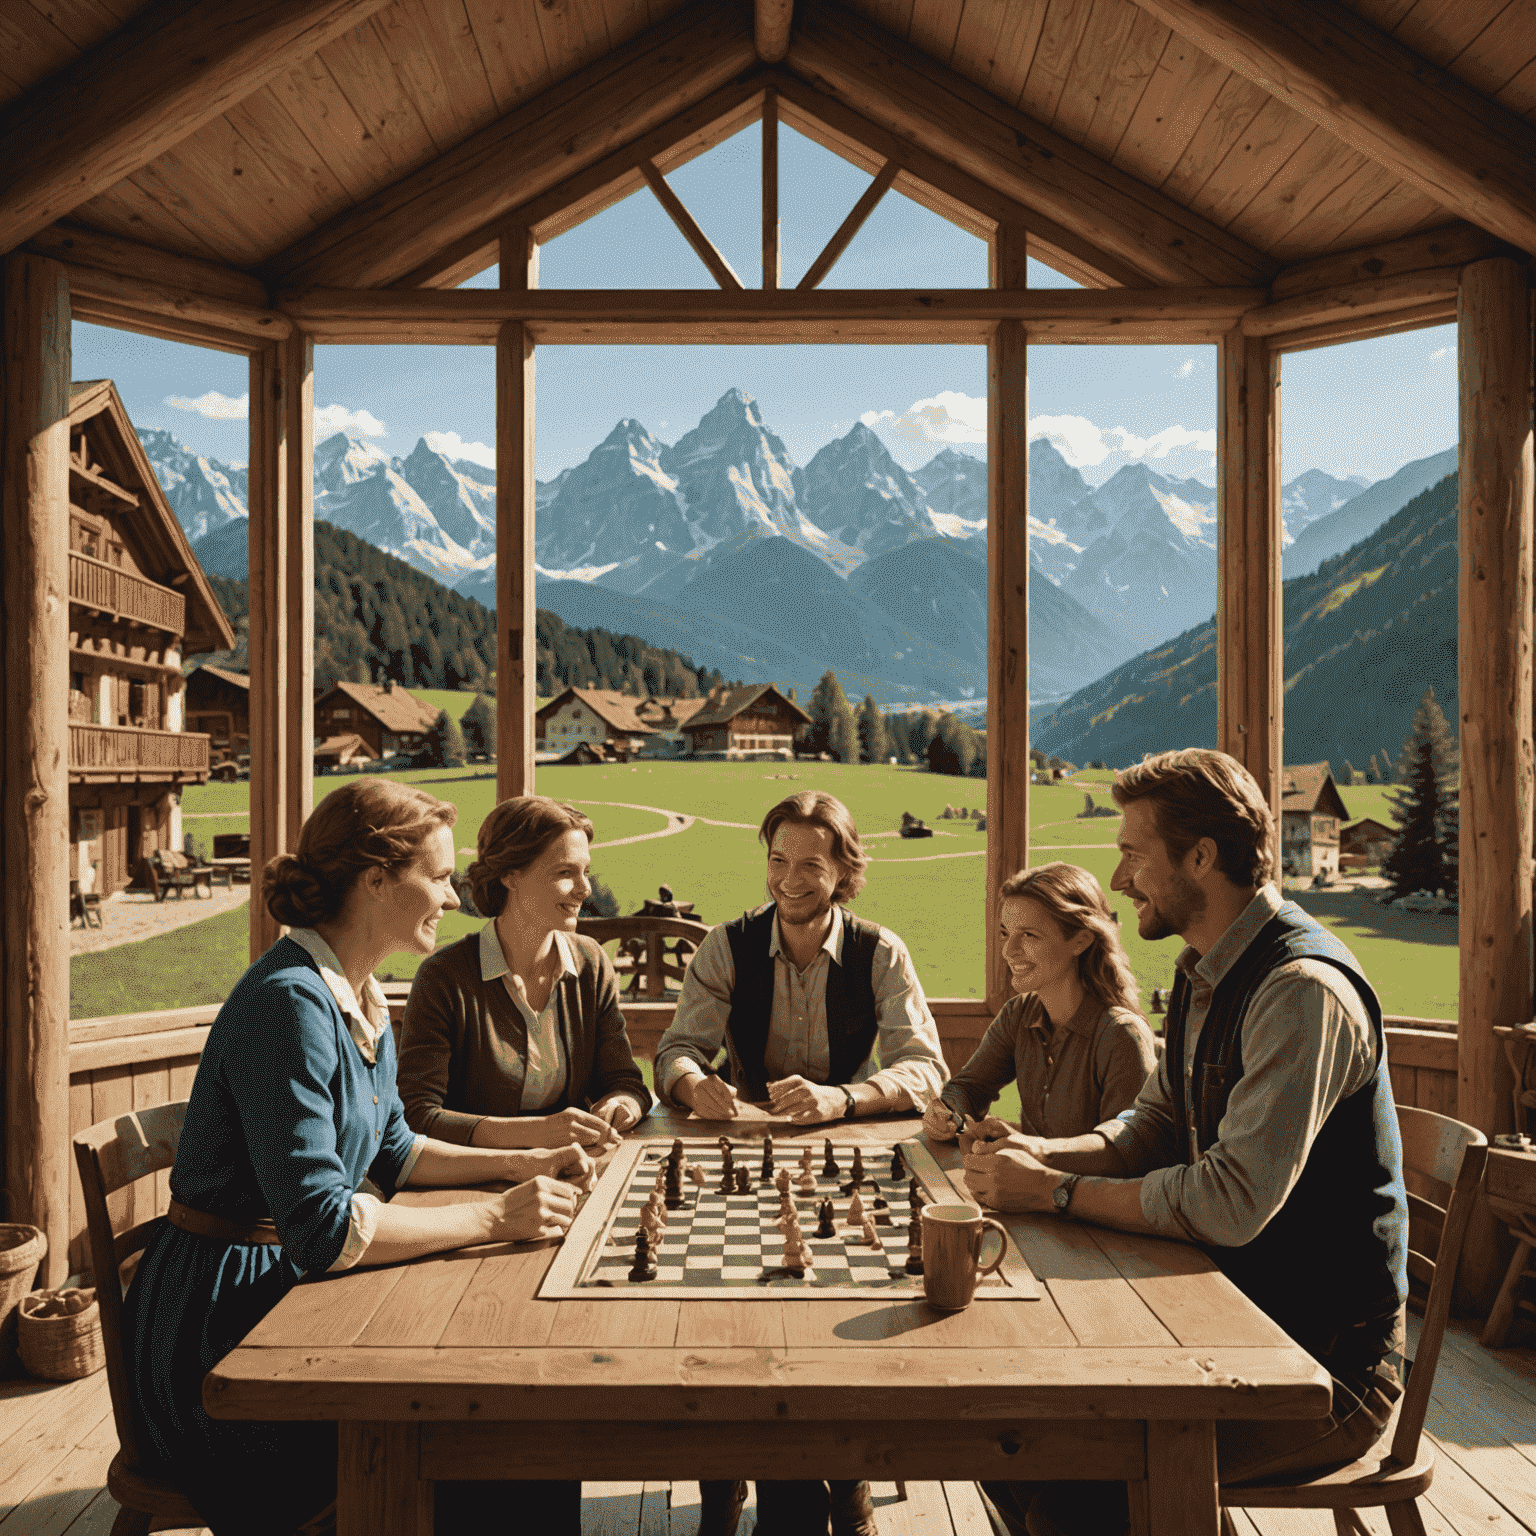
<box><xmin>123</xmin><ymin>779</ymin><xmax>593</xmax><ymax>1536</ymax></box>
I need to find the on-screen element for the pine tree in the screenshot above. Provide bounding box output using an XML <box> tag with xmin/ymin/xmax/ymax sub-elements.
<box><xmin>806</xmin><ymin>671</ymin><xmax>857</xmax><ymax>760</ymax></box>
<box><xmin>1342</xmin><ymin>759</ymin><xmax>1357</xmax><ymax>786</ymax></box>
<box><xmin>461</xmin><ymin>693</ymin><xmax>497</xmax><ymax>757</ymax></box>
<box><xmin>423</xmin><ymin>709</ymin><xmax>467</xmax><ymax>768</ymax></box>
<box><xmin>856</xmin><ymin>695</ymin><xmax>890</xmax><ymax>764</ymax></box>
<box><xmin>1382</xmin><ymin>687</ymin><xmax>1459</xmax><ymax>900</ymax></box>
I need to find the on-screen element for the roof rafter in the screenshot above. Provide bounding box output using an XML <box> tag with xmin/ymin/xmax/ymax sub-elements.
<box><xmin>785</xmin><ymin>4</ymin><xmax>1275</xmax><ymax>288</ymax></box>
<box><xmin>0</xmin><ymin>0</ymin><xmax>396</xmax><ymax>258</ymax></box>
<box><xmin>1132</xmin><ymin>0</ymin><xmax>1536</xmax><ymax>258</ymax></box>
<box><xmin>266</xmin><ymin>2</ymin><xmax>757</xmax><ymax>290</ymax></box>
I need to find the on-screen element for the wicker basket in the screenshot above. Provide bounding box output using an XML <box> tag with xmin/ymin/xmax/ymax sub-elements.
<box><xmin>18</xmin><ymin>1288</ymin><xmax>105</xmax><ymax>1381</ymax></box>
<box><xmin>0</xmin><ymin>1224</ymin><xmax>47</xmax><ymax>1376</ymax></box>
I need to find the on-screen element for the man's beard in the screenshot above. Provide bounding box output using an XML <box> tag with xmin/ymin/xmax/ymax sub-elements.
<box><xmin>1132</xmin><ymin>871</ymin><xmax>1205</xmax><ymax>941</ymax></box>
<box><xmin>774</xmin><ymin>891</ymin><xmax>835</xmax><ymax>928</ymax></box>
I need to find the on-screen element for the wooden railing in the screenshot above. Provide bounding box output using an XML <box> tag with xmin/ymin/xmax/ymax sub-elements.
<box><xmin>68</xmin><ymin>550</ymin><xmax>184</xmax><ymax>634</ymax></box>
<box><xmin>69</xmin><ymin>723</ymin><xmax>210</xmax><ymax>775</ymax></box>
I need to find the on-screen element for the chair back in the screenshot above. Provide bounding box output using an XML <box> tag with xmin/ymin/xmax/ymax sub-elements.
<box><xmin>72</xmin><ymin>1101</ymin><xmax>189</xmax><ymax>1472</ymax></box>
<box><xmin>578</xmin><ymin>915</ymin><xmax>712</xmax><ymax>998</ymax></box>
<box><xmin>1390</xmin><ymin>1105</ymin><xmax>1488</xmax><ymax>1466</ymax></box>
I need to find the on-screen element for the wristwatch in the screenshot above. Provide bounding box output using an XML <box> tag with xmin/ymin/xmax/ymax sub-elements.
<box><xmin>1051</xmin><ymin>1172</ymin><xmax>1080</xmax><ymax>1216</ymax></box>
<box><xmin>840</xmin><ymin>1085</ymin><xmax>858</xmax><ymax>1120</ymax></box>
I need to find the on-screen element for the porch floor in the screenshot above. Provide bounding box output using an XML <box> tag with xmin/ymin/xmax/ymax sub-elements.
<box><xmin>1</xmin><ymin>1317</ymin><xmax>1531</xmax><ymax>1535</ymax></box>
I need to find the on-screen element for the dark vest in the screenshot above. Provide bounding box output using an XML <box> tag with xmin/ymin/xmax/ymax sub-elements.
<box><xmin>721</xmin><ymin>904</ymin><xmax>880</xmax><ymax>1102</ymax></box>
<box><xmin>1165</xmin><ymin>901</ymin><xmax>1407</xmax><ymax>1375</ymax></box>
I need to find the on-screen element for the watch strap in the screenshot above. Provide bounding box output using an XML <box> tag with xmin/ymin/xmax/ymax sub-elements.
<box><xmin>840</xmin><ymin>1085</ymin><xmax>857</xmax><ymax>1120</ymax></box>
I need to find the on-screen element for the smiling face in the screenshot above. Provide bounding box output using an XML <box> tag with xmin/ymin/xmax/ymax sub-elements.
<box><xmin>766</xmin><ymin>820</ymin><xmax>844</xmax><ymax>928</ymax></box>
<box><xmin>1111</xmin><ymin>798</ymin><xmax>1206</xmax><ymax>941</ymax></box>
<box><xmin>380</xmin><ymin>824</ymin><xmax>460</xmax><ymax>955</ymax></box>
<box><xmin>501</xmin><ymin>827</ymin><xmax>593</xmax><ymax>940</ymax></box>
<box><xmin>998</xmin><ymin>895</ymin><xmax>1091</xmax><ymax>999</ymax></box>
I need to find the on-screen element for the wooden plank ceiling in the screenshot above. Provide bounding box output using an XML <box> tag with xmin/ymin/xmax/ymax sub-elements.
<box><xmin>5</xmin><ymin>0</ymin><xmax>1533</xmax><ymax>281</ymax></box>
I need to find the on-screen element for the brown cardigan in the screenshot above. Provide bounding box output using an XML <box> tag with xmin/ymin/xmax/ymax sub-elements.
<box><xmin>398</xmin><ymin>929</ymin><xmax>650</xmax><ymax>1143</ymax></box>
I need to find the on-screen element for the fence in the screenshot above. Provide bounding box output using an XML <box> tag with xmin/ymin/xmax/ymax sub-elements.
<box><xmin>68</xmin><ymin>551</ymin><xmax>185</xmax><ymax>634</ymax></box>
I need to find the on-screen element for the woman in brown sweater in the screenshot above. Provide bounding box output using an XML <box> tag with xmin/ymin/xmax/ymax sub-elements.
<box><xmin>399</xmin><ymin>795</ymin><xmax>649</xmax><ymax>1152</ymax></box>
<box><xmin>923</xmin><ymin>861</ymin><xmax>1157</xmax><ymax>1144</ymax></box>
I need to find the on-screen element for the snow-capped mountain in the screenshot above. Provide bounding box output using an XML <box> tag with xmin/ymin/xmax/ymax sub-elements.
<box><xmin>139</xmin><ymin>429</ymin><xmax>248</xmax><ymax>542</ymax></box>
<box><xmin>794</xmin><ymin>421</ymin><xmax>938</xmax><ymax>558</ymax></box>
<box><xmin>1280</xmin><ymin>468</ymin><xmax>1364</xmax><ymax>546</ymax></box>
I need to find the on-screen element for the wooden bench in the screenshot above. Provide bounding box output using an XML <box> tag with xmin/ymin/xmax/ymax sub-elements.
<box><xmin>146</xmin><ymin>849</ymin><xmax>211</xmax><ymax>902</ymax></box>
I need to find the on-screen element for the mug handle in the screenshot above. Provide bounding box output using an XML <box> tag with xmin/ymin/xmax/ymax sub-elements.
<box><xmin>974</xmin><ymin>1217</ymin><xmax>1009</xmax><ymax>1279</ymax></box>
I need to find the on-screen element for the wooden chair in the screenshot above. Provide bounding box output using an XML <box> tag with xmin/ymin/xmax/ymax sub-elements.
<box><xmin>73</xmin><ymin>1100</ymin><xmax>204</xmax><ymax>1536</ymax></box>
<box><xmin>578</xmin><ymin>914</ymin><xmax>711</xmax><ymax>999</ymax></box>
<box><xmin>1219</xmin><ymin>1105</ymin><xmax>1488</xmax><ymax>1536</ymax></box>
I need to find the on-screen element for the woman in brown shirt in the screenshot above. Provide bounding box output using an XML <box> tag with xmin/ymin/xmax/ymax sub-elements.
<box><xmin>399</xmin><ymin>796</ymin><xmax>650</xmax><ymax>1153</ymax></box>
<box><xmin>923</xmin><ymin>861</ymin><xmax>1157</xmax><ymax>1142</ymax></box>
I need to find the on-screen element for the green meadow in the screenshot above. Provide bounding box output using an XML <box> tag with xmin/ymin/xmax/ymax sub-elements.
<box><xmin>73</xmin><ymin>762</ymin><xmax>1454</xmax><ymax>1023</ymax></box>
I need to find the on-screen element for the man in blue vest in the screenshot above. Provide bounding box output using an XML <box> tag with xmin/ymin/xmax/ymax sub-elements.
<box><xmin>963</xmin><ymin>749</ymin><xmax>1408</xmax><ymax>1536</ymax></box>
<box><xmin>657</xmin><ymin>789</ymin><xmax>948</xmax><ymax>1536</ymax></box>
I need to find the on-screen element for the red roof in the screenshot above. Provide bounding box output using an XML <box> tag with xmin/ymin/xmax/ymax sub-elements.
<box><xmin>316</xmin><ymin>680</ymin><xmax>440</xmax><ymax>734</ymax></box>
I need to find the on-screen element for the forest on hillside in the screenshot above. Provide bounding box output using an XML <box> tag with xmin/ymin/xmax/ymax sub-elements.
<box><xmin>194</xmin><ymin>520</ymin><xmax>721</xmax><ymax>697</ymax></box>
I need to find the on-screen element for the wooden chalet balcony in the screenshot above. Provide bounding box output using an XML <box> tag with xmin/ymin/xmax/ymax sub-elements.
<box><xmin>68</xmin><ymin>550</ymin><xmax>184</xmax><ymax>635</ymax></box>
<box><xmin>68</xmin><ymin>723</ymin><xmax>210</xmax><ymax>783</ymax></box>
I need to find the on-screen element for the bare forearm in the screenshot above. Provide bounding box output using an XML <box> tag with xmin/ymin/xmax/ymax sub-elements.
<box><xmin>355</xmin><ymin>1197</ymin><xmax>499</xmax><ymax>1266</ymax></box>
<box><xmin>406</xmin><ymin>1138</ymin><xmax>518</xmax><ymax>1186</ymax></box>
<box><xmin>1039</xmin><ymin>1133</ymin><xmax>1134</xmax><ymax>1176</ymax></box>
<box><xmin>469</xmin><ymin>1116</ymin><xmax>544</xmax><ymax>1150</ymax></box>
<box><xmin>1067</xmin><ymin>1176</ymin><xmax>1159</xmax><ymax>1235</ymax></box>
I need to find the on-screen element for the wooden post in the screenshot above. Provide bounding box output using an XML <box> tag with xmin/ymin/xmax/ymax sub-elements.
<box><xmin>247</xmin><ymin>331</ymin><xmax>314</xmax><ymax>959</ymax></box>
<box><xmin>986</xmin><ymin>228</ymin><xmax>1029</xmax><ymax>1013</ymax></box>
<box><xmin>1216</xmin><ymin>329</ymin><xmax>1283</xmax><ymax>871</ymax></box>
<box><xmin>497</xmin><ymin>225</ymin><xmax>537</xmax><ymax>801</ymax></box>
<box><xmin>1457</xmin><ymin>257</ymin><xmax>1535</xmax><ymax>1306</ymax></box>
<box><xmin>762</xmin><ymin>88</ymin><xmax>780</xmax><ymax>292</ymax></box>
<box><xmin>1</xmin><ymin>254</ymin><xmax>71</xmax><ymax>1283</ymax></box>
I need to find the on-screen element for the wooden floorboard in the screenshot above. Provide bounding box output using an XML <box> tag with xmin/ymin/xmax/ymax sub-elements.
<box><xmin>0</xmin><ymin>1314</ymin><xmax>1529</xmax><ymax>1536</ymax></box>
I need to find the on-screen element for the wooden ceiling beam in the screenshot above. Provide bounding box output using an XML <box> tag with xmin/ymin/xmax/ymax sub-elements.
<box><xmin>785</xmin><ymin>4</ymin><xmax>1274</xmax><ymax>288</ymax></box>
<box><xmin>755</xmin><ymin>0</ymin><xmax>793</xmax><ymax>64</ymax></box>
<box><xmin>1241</xmin><ymin>265</ymin><xmax>1461</xmax><ymax>337</ymax></box>
<box><xmin>1269</xmin><ymin>222</ymin><xmax>1523</xmax><ymax>302</ymax></box>
<box><xmin>60</xmin><ymin>263</ymin><xmax>291</xmax><ymax>343</ymax></box>
<box><xmin>1131</xmin><ymin>0</ymin><xmax>1536</xmax><ymax>256</ymax></box>
<box><xmin>266</xmin><ymin>3</ymin><xmax>757</xmax><ymax>291</ymax></box>
<box><xmin>0</xmin><ymin>0</ymin><xmax>396</xmax><ymax>257</ymax></box>
<box><xmin>23</xmin><ymin>224</ymin><xmax>273</xmax><ymax>309</ymax></box>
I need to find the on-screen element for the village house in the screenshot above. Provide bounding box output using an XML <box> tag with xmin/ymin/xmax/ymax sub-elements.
<box><xmin>536</xmin><ymin>687</ymin><xmax>657</xmax><ymax>759</ymax></box>
<box><xmin>633</xmin><ymin>694</ymin><xmax>709</xmax><ymax>757</ymax></box>
<box><xmin>680</xmin><ymin>684</ymin><xmax>811</xmax><ymax>760</ymax></box>
<box><xmin>183</xmin><ymin>663</ymin><xmax>249</xmax><ymax>780</ymax></box>
<box><xmin>1280</xmin><ymin>762</ymin><xmax>1351</xmax><ymax>880</ymax></box>
<box><xmin>1341</xmin><ymin>817</ymin><xmax>1397</xmax><ymax>870</ymax></box>
<box><xmin>312</xmin><ymin>679</ymin><xmax>440</xmax><ymax>762</ymax></box>
<box><xmin>66</xmin><ymin>381</ymin><xmax>234</xmax><ymax>896</ymax></box>
<box><xmin>313</xmin><ymin>733</ymin><xmax>380</xmax><ymax>773</ymax></box>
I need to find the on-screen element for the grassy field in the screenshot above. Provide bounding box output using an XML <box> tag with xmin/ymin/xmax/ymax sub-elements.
<box><xmin>75</xmin><ymin>763</ymin><xmax>1453</xmax><ymax>1023</ymax></box>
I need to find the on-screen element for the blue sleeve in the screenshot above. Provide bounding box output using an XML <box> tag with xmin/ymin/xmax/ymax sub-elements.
<box><xmin>370</xmin><ymin>1027</ymin><xmax>419</xmax><ymax>1195</ymax></box>
<box><xmin>221</xmin><ymin>974</ymin><xmax>359</xmax><ymax>1274</ymax></box>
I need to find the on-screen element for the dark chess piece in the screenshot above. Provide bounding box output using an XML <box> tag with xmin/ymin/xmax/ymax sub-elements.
<box><xmin>870</xmin><ymin>1181</ymin><xmax>887</xmax><ymax>1210</ymax></box>
<box><xmin>664</xmin><ymin>1161</ymin><xmax>686</xmax><ymax>1210</ymax></box>
<box><xmin>760</xmin><ymin>1135</ymin><xmax>775</xmax><ymax>1183</ymax></box>
<box><xmin>890</xmin><ymin>1144</ymin><xmax>907</xmax><ymax>1181</ymax></box>
<box><xmin>822</xmin><ymin>1139</ymin><xmax>840</xmax><ymax>1179</ymax></box>
<box><xmin>904</xmin><ymin>1221</ymin><xmax>923</xmax><ymax>1276</ymax></box>
<box><xmin>718</xmin><ymin>1135</ymin><xmax>733</xmax><ymax>1154</ymax></box>
<box><xmin>815</xmin><ymin>1199</ymin><xmax>836</xmax><ymax>1239</ymax></box>
<box><xmin>669</xmin><ymin>1138</ymin><xmax>685</xmax><ymax>1166</ymax></box>
<box><xmin>719</xmin><ymin>1154</ymin><xmax>736</xmax><ymax>1196</ymax></box>
<box><xmin>908</xmin><ymin>1177</ymin><xmax>923</xmax><ymax>1220</ymax></box>
<box><xmin>734</xmin><ymin>1166</ymin><xmax>751</xmax><ymax>1196</ymax></box>
<box><xmin>629</xmin><ymin>1228</ymin><xmax>658</xmax><ymax>1282</ymax></box>
<box><xmin>841</xmin><ymin>1145</ymin><xmax>866</xmax><ymax>1193</ymax></box>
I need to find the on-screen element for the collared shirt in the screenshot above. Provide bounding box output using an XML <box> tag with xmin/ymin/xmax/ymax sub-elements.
<box><xmin>286</xmin><ymin>928</ymin><xmax>425</xmax><ymax>1270</ymax></box>
<box><xmin>940</xmin><ymin>991</ymin><xmax>1157</xmax><ymax>1138</ymax></box>
<box><xmin>478</xmin><ymin>922</ymin><xmax>576</xmax><ymax>1112</ymax></box>
<box><xmin>655</xmin><ymin>905</ymin><xmax>948</xmax><ymax>1108</ymax></box>
<box><xmin>1097</xmin><ymin>885</ymin><xmax>1379</xmax><ymax>1246</ymax></box>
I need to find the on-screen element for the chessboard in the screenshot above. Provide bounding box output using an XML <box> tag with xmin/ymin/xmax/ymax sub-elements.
<box><xmin>537</xmin><ymin>1136</ymin><xmax>1040</xmax><ymax>1301</ymax></box>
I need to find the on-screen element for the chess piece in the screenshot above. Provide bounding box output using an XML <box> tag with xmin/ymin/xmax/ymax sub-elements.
<box><xmin>890</xmin><ymin>1145</ymin><xmax>907</xmax><ymax>1181</ymax></box>
<box><xmin>860</xmin><ymin>1217</ymin><xmax>880</xmax><ymax>1248</ymax></box>
<box><xmin>664</xmin><ymin>1161</ymin><xmax>685</xmax><ymax>1210</ymax></box>
<box><xmin>761</xmin><ymin>1135</ymin><xmax>775</xmax><ymax>1183</ymax></box>
<box><xmin>782</xmin><ymin>1231</ymin><xmax>808</xmax><ymax>1278</ymax></box>
<box><xmin>734</xmin><ymin>1166</ymin><xmax>751</xmax><ymax>1196</ymax></box>
<box><xmin>797</xmin><ymin>1166</ymin><xmax>817</xmax><ymax>1193</ymax></box>
<box><xmin>815</xmin><ymin>1199</ymin><xmax>836</xmax><ymax>1239</ymax></box>
<box><xmin>822</xmin><ymin>1140</ymin><xmax>840</xmax><ymax>1179</ymax></box>
<box><xmin>904</xmin><ymin>1221</ymin><xmax>923</xmax><ymax>1276</ymax></box>
<box><xmin>775</xmin><ymin>1168</ymin><xmax>791</xmax><ymax>1196</ymax></box>
<box><xmin>718</xmin><ymin>1136</ymin><xmax>733</xmax><ymax>1154</ymax></box>
<box><xmin>800</xmin><ymin>1146</ymin><xmax>814</xmax><ymax>1178</ymax></box>
<box><xmin>870</xmin><ymin>1181</ymin><xmax>887</xmax><ymax>1210</ymax></box>
<box><xmin>688</xmin><ymin>1163</ymin><xmax>708</xmax><ymax>1191</ymax></box>
<box><xmin>629</xmin><ymin>1227</ymin><xmax>658</xmax><ymax>1282</ymax></box>
<box><xmin>850</xmin><ymin>1147</ymin><xmax>865</xmax><ymax>1185</ymax></box>
<box><xmin>670</xmin><ymin>1138</ymin><xmax>685</xmax><ymax>1165</ymax></box>
<box><xmin>646</xmin><ymin>1192</ymin><xmax>668</xmax><ymax>1229</ymax></box>
<box><xmin>908</xmin><ymin>1178</ymin><xmax>923</xmax><ymax>1220</ymax></box>
<box><xmin>846</xmin><ymin>1190</ymin><xmax>865</xmax><ymax>1226</ymax></box>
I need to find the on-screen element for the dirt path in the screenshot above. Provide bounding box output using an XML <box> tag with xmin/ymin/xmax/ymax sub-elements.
<box><xmin>71</xmin><ymin>885</ymin><xmax>250</xmax><ymax>956</ymax></box>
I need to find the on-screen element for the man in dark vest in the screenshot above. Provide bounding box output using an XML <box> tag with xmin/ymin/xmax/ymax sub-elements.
<box><xmin>963</xmin><ymin>749</ymin><xmax>1408</xmax><ymax>1536</ymax></box>
<box><xmin>657</xmin><ymin>789</ymin><xmax>947</xmax><ymax>1536</ymax></box>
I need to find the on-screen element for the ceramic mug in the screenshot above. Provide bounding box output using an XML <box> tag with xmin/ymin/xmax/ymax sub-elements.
<box><xmin>920</xmin><ymin>1201</ymin><xmax>1008</xmax><ymax>1310</ymax></box>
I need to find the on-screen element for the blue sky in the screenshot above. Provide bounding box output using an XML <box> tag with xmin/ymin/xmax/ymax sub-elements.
<box><xmin>72</xmin><ymin>121</ymin><xmax>1458</xmax><ymax>490</ymax></box>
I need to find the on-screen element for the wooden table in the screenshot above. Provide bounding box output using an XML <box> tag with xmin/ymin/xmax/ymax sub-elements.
<box><xmin>204</xmin><ymin>1116</ymin><xmax>1330</xmax><ymax>1536</ymax></box>
<box><xmin>1480</xmin><ymin>1140</ymin><xmax>1536</xmax><ymax>1347</ymax></box>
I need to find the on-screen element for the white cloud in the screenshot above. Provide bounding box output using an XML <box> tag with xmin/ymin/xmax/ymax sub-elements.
<box><xmin>314</xmin><ymin>403</ymin><xmax>387</xmax><ymax>439</ymax></box>
<box><xmin>1430</xmin><ymin>346</ymin><xmax>1452</xmax><ymax>361</ymax></box>
<box><xmin>1026</xmin><ymin>414</ymin><xmax>1215</xmax><ymax>468</ymax></box>
<box><xmin>891</xmin><ymin>390</ymin><xmax>986</xmax><ymax>444</ymax></box>
<box><xmin>1175</xmin><ymin>358</ymin><xmax>1197</xmax><ymax>378</ymax></box>
<box><xmin>164</xmin><ymin>389</ymin><xmax>248</xmax><ymax>420</ymax></box>
<box><xmin>859</xmin><ymin>409</ymin><xmax>896</xmax><ymax>427</ymax></box>
<box><xmin>424</xmin><ymin>429</ymin><xmax>495</xmax><ymax>469</ymax></box>
<box><xmin>1110</xmin><ymin>423</ymin><xmax>1216</xmax><ymax>460</ymax></box>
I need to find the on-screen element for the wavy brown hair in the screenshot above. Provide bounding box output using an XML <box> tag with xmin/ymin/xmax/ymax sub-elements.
<box><xmin>263</xmin><ymin>779</ymin><xmax>458</xmax><ymax>929</ymax></box>
<box><xmin>1000</xmin><ymin>862</ymin><xmax>1142</xmax><ymax>1015</ymax></box>
<box><xmin>759</xmin><ymin>790</ymin><xmax>869</xmax><ymax>903</ymax></box>
<box><xmin>1112</xmin><ymin>747</ymin><xmax>1274</xmax><ymax>887</ymax></box>
<box><xmin>466</xmin><ymin>796</ymin><xmax>594</xmax><ymax>918</ymax></box>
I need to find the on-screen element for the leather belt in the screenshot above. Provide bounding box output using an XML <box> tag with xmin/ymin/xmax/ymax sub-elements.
<box><xmin>167</xmin><ymin>1199</ymin><xmax>281</xmax><ymax>1246</ymax></box>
